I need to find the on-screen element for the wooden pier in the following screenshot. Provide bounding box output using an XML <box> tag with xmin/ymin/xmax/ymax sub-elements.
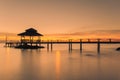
<box><xmin>5</xmin><ymin>39</ymin><xmax>120</xmax><ymax>53</ymax></box>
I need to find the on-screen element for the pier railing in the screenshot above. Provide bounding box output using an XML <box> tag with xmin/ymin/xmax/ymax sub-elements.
<box><xmin>5</xmin><ymin>38</ymin><xmax>120</xmax><ymax>43</ymax></box>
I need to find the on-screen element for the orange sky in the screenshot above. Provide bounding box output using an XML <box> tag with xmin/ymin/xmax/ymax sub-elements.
<box><xmin>0</xmin><ymin>0</ymin><xmax>120</xmax><ymax>34</ymax></box>
<box><xmin>0</xmin><ymin>30</ymin><xmax>120</xmax><ymax>41</ymax></box>
<box><xmin>0</xmin><ymin>0</ymin><xmax>120</xmax><ymax>41</ymax></box>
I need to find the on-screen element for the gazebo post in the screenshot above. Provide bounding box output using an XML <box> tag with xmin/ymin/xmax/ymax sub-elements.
<box><xmin>20</xmin><ymin>36</ymin><xmax>22</xmax><ymax>42</ymax></box>
<box><xmin>20</xmin><ymin>36</ymin><xmax>22</xmax><ymax>45</ymax></box>
<box><xmin>30</xmin><ymin>36</ymin><xmax>32</xmax><ymax>46</ymax></box>
<box><xmin>32</xmin><ymin>36</ymin><xmax>34</xmax><ymax>46</ymax></box>
<box><xmin>21</xmin><ymin>36</ymin><xmax>25</xmax><ymax>45</ymax></box>
<box><xmin>30</xmin><ymin>36</ymin><xmax>31</xmax><ymax>42</ymax></box>
<box><xmin>23</xmin><ymin>36</ymin><xmax>25</xmax><ymax>42</ymax></box>
<box><xmin>21</xmin><ymin>36</ymin><xmax>24</xmax><ymax>42</ymax></box>
<box><xmin>32</xmin><ymin>36</ymin><xmax>34</xmax><ymax>42</ymax></box>
<box><xmin>38</xmin><ymin>36</ymin><xmax>40</xmax><ymax>41</ymax></box>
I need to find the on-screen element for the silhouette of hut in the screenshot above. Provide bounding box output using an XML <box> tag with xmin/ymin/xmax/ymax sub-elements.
<box><xmin>18</xmin><ymin>28</ymin><xmax>43</xmax><ymax>43</ymax></box>
<box><xmin>15</xmin><ymin>28</ymin><xmax>44</xmax><ymax>49</ymax></box>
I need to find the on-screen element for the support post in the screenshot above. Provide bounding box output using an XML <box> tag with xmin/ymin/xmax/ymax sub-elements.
<box><xmin>69</xmin><ymin>39</ymin><xmax>71</xmax><ymax>51</ymax></box>
<box><xmin>68</xmin><ymin>39</ymin><xmax>72</xmax><ymax>52</ymax></box>
<box><xmin>80</xmin><ymin>39</ymin><xmax>82</xmax><ymax>52</ymax></box>
<box><xmin>51</xmin><ymin>40</ymin><xmax>53</xmax><ymax>51</ymax></box>
<box><xmin>38</xmin><ymin>36</ymin><xmax>41</xmax><ymax>46</ymax></box>
<box><xmin>5</xmin><ymin>35</ymin><xmax>8</xmax><ymax>47</ymax></box>
<box><xmin>70</xmin><ymin>39</ymin><xmax>72</xmax><ymax>50</ymax></box>
<box><xmin>47</xmin><ymin>40</ymin><xmax>49</xmax><ymax>51</ymax></box>
<box><xmin>39</xmin><ymin>39</ymin><xmax>41</xmax><ymax>47</ymax></box>
<box><xmin>97</xmin><ymin>39</ymin><xmax>100</xmax><ymax>54</ymax></box>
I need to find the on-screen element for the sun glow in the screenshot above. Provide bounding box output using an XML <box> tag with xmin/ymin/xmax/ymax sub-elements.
<box><xmin>0</xmin><ymin>32</ymin><xmax>120</xmax><ymax>42</ymax></box>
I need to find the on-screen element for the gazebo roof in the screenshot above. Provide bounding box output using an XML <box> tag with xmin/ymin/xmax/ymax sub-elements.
<box><xmin>18</xmin><ymin>28</ymin><xmax>43</xmax><ymax>36</ymax></box>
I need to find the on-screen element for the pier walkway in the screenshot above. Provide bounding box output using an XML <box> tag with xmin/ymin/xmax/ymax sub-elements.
<box><xmin>5</xmin><ymin>39</ymin><xmax>120</xmax><ymax>53</ymax></box>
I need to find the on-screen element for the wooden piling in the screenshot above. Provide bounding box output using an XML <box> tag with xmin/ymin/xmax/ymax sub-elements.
<box><xmin>70</xmin><ymin>39</ymin><xmax>72</xmax><ymax>50</ymax></box>
<box><xmin>69</xmin><ymin>40</ymin><xmax>71</xmax><ymax>51</ymax></box>
<box><xmin>51</xmin><ymin>40</ymin><xmax>53</xmax><ymax>51</ymax></box>
<box><xmin>97</xmin><ymin>39</ymin><xmax>100</xmax><ymax>54</ymax></box>
<box><xmin>80</xmin><ymin>39</ymin><xmax>82</xmax><ymax>51</ymax></box>
<box><xmin>47</xmin><ymin>40</ymin><xmax>49</xmax><ymax>51</ymax></box>
<box><xmin>47</xmin><ymin>43</ymin><xmax>49</xmax><ymax>50</ymax></box>
<box><xmin>4</xmin><ymin>38</ymin><xmax>120</xmax><ymax>54</ymax></box>
<box><xmin>69</xmin><ymin>39</ymin><xmax>72</xmax><ymax>51</ymax></box>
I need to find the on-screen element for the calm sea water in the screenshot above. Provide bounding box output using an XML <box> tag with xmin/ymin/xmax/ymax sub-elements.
<box><xmin>0</xmin><ymin>43</ymin><xmax>120</xmax><ymax>80</ymax></box>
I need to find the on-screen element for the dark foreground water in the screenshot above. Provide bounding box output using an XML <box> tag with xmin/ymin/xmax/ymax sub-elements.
<box><xmin>0</xmin><ymin>43</ymin><xmax>120</xmax><ymax>80</ymax></box>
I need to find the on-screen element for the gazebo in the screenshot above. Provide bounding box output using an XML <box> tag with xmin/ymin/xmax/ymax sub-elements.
<box><xmin>16</xmin><ymin>28</ymin><xmax>44</xmax><ymax>49</ymax></box>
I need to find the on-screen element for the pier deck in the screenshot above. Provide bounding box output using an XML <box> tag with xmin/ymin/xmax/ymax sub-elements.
<box><xmin>5</xmin><ymin>39</ymin><xmax>120</xmax><ymax>53</ymax></box>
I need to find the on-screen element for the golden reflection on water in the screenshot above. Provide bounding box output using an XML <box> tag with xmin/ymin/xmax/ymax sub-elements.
<box><xmin>6</xmin><ymin>47</ymin><xmax>10</xmax><ymax>64</ymax></box>
<box><xmin>5</xmin><ymin>48</ymin><xmax>10</xmax><ymax>75</ymax></box>
<box><xmin>0</xmin><ymin>44</ymin><xmax>120</xmax><ymax>80</ymax></box>
<box><xmin>55</xmin><ymin>51</ymin><xmax>61</xmax><ymax>80</ymax></box>
<box><xmin>1</xmin><ymin>48</ymin><xmax>22</xmax><ymax>80</ymax></box>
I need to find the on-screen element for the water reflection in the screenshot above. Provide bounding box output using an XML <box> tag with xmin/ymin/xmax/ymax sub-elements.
<box><xmin>5</xmin><ymin>48</ymin><xmax>10</xmax><ymax>71</ymax></box>
<box><xmin>0</xmin><ymin>48</ymin><xmax>21</xmax><ymax>80</ymax></box>
<box><xmin>20</xmin><ymin>49</ymin><xmax>41</xmax><ymax>80</ymax></box>
<box><xmin>0</xmin><ymin>44</ymin><xmax>120</xmax><ymax>80</ymax></box>
<box><xmin>55</xmin><ymin>51</ymin><xmax>61</xmax><ymax>80</ymax></box>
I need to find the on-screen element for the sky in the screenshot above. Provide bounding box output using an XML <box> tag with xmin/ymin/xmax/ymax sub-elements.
<box><xmin>0</xmin><ymin>0</ymin><xmax>120</xmax><ymax>34</ymax></box>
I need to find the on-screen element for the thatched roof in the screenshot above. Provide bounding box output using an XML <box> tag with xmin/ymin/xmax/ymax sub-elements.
<box><xmin>18</xmin><ymin>28</ymin><xmax>43</xmax><ymax>36</ymax></box>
